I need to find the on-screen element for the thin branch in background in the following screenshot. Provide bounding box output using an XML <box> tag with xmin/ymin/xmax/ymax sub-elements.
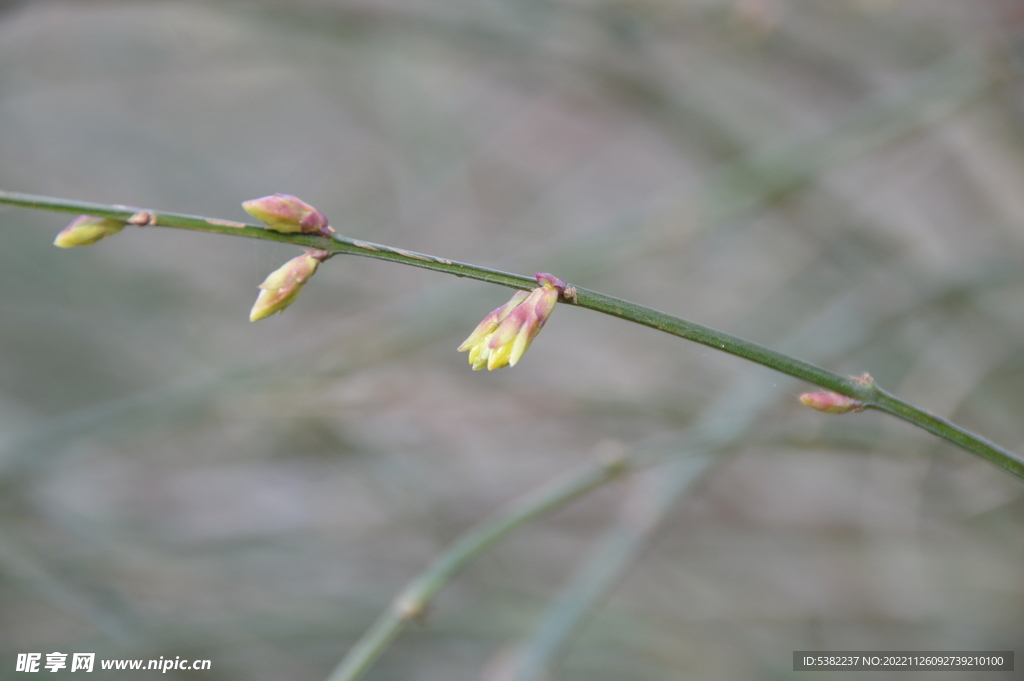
<box><xmin>492</xmin><ymin>456</ymin><xmax>713</xmax><ymax>681</ymax></box>
<box><xmin>324</xmin><ymin>450</ymin><xmax>657</xmax><ymax>681</ymax></box>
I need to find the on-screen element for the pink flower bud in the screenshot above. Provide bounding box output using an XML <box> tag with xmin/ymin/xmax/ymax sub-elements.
<box><xmin>242</xmin><ymin>194</ymin><xmax>333</xmax><ymax>236</ymax></box>
<box><xmin>53</xmin><ymin>215</ymin><xmax>125</xmax><ymax>248</ymax></box>
<box><xmin>458</xmin><ymin>273</ymin><xmax>566</xmax><ymax>370</ymax></box>
<box><xmin>799</xmin><ymin>392</ymin><xmax>863</xmax><ymax>414</ymax></box>
<box><xmin>249</xmin><ymin>249</ymin><xmax>330</xmax><ymax>321</ymax></box>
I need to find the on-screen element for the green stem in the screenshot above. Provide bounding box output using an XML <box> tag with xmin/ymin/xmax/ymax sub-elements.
<box><xmin>324</xmin><ymin>456</ymin><xmax>634</xmax><ymax>681</ymax></box>
<box><xmin>869</xmin><ymin>386</ymin><xmax>1022</xmax><ymax>477</ymax></box>
<box><xmin>4</xmin><ymin>189</ymin><xmax>1023</xmax><ymax>480</ymax></box>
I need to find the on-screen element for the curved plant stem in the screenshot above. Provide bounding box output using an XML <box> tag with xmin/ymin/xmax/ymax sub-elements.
<box><xmin>3</xmin><ymin>189</ymin><xmax>1023</xmax><ymax>480</ymax></box>
<box><xmin>324</xmin><ymin>454</ymin><xmax>642</xmax><ymax>681</ymax></box>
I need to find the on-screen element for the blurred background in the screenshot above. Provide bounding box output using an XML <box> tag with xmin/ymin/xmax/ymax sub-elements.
<box><xmin>2</xmin><ymin>0</ymin><xmax>1024</xmax><ymax>678</ymax></box>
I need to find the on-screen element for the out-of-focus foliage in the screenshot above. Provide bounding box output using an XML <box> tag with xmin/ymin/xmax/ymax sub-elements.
<box><xmin>1</xmin><ymin>1</ymin><xmax>1023</xmax><ymax>679</ymax></box>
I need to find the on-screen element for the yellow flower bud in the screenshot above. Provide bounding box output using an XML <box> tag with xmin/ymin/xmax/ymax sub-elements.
<box><xmin>458</xmin><ymin>273</ymin><xmax>566</xmax><ymax>370</ymax></box>
<box><xmin>53</xmin><ymin>215</ymin><xmax>125</xmax><ymax>248</ymax></box>
<box><xmin>249</xmin><ymin>249</ymin><xmax>329</xmax><ymax>321</ymax></box>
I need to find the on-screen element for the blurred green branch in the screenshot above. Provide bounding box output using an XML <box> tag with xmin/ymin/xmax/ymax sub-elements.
<box><xmin>3</xmin><ymin>189</ymin><xmax>1021</xmax><ymax>481</ymax></box>
<box><xmin>499</xmin><ymin>456</ymin><xmax>711</xmax><ymax>681</ymax></box>
<box><xmin>324</xmin><ymin>451</ymin><xmax>649</xmax><ymax>681</ymax></box>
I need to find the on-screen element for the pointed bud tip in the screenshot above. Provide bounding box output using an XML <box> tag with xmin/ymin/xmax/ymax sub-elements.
<box><xmin>249</xmin><ymin>305</ymin><xmax>274</xmax><ymax>322</ymax></box>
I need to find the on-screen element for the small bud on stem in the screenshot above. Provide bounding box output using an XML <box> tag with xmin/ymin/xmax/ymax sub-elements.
<box><xmin>249</xmin><ymin>249</ymin><xmax>330</xmax><ymax>322</ymax></box>
<box><xmin>799</xmin><ymin>391</ymin><xmax>864</xmax><ymax>414</ymax></box>
<box><xmin>242</xmin><ymin>194</ymin><xmax>334</xmax><ymax>236</ymax></box>
<box><xmin>53</xmin><ymin>215</ymin><xmax>125</xmax><ymax>248</ymax></box>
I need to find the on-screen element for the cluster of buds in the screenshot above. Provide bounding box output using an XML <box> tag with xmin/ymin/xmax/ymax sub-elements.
<box><xmin>242</xmin><ymin>194</ymin><xmax>334</xmax><ymax>237</ymax></box>
<box><xmin>53</xmin><ymin>215</ymin><xmax>125</xmax><ymax>248</ymax></box>
<box><xmin>458</xmin><ymin>273</ymin><xmax>566</xmax><ymax>370</ymax></box>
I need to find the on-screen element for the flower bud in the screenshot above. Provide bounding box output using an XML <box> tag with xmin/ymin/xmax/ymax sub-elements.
<box><xmin>249</xmin><ymin>249</ymin><xmax>329</xmax><ymax>321</ymax></box>
<box><xmin>242</xmin><ymin>194</ymin><xmax>334</xmax><ymax>236</ymax></box>
<box><xmin>458</xmin><ymin>291</ymin><xmax>531</xmax><ymax>370</ymax></box>
<box><xmin>53</xmin><ymin>215</ymin><xmax>125</xmax><ymax>248</ymax></box>
<box><xmin>458</xmin><ymin>273</ymin><xmax>565</xmax><ymax>370</ymax></box>
<box><xmin>799</xmin><ymin>391</ymin><xmax>863</xmax><ymax>414</ymax></box>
